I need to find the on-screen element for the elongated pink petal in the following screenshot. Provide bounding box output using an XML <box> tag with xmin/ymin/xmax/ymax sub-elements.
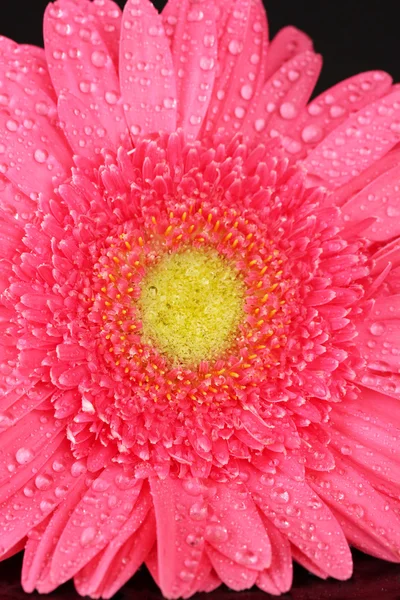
<box><xmin>334</xmin><ymin>146</ymin><xmax>400</xmax><ymax>207</ymax></box>
<box><xmin>264</xmin><ymin>26</ymin><xmax>313</xmax><ymax>80</ymax></box>
<box><xmin>0</xmin><ymin>383</ymin><xmax>54</xmax><ymax>433</ymax></box>
<box><xmin>245</xmin><ymin>462</ymin><xmax>353</xmax><ymax>580</ymax></box>
<box><xmin>162</xmin><ymin>0</ymin><xmax>217</xmax><ymax>140</ymax></box>
<box><xmin>87</xmin><ymin>0</ymin><xmax>122</xmax><ymax>70</ymax></box>
<box><xmin>74</xmin><ymin>486</ymin><xmax>153</xmax><ymax>597</ymax></box>
<box><xmin>330</xmin><ymin>400</ymin><xmax>400</xmax><ymax>459</ymax></box>
<box><xmin>0</xmin><ymin>538</ymin><xmax>26</xmax><ymax>562</ymax></box>
<box><xmin>289</xmin><ymin>71</ymin><xmax>392</xmax><ymax>159</ymax></box>
<box><xmin>120</xmin><ymin>0</ymin><xmax>177</xmax><ymax>137</ymax></box>
<box><xmin>0</xmin><ymin>411</ymin><xmax>65</xmax><ymax>490</ymax></box>
<box><xmin>206</xmin><ymin>545</ymin><xmax>258</xmax><ymax>591</ymax></box>
<box><xmin>0</xmin><ymin>442</ymin><xmax>84</xmax><ymax>558</ymax></box>
<box><xmin>329</xmin><ymin>428</ymin><xmax>400</xmax><ymax>500</ymax></box>
<box><xmin>333</xmin><ymin>510</ymin><xmax>400</xmax><ymax>562</ymax></box>
<box><xmin>44</xmin><ymin>0</ymin><xmax>128</xmax><ymax>148</ymax></box>
<box><xmin>202</xmin><ymin>0</ymin><xmax>268</xmax><ymax>138</ymax></box>
<box><xmin>290</xmin><ymin>545</ymin><xmax>329</xmax><ymax>579</ymax></box>
<box><xmin>58</xmin><ymin>92</ymin><xmax>115</xmax><ymax>161</ymax></box>
<box><xmin>196</xmin><ymin>569</ymin><xmax>221</xmax><ymax>593</ymax></box>
<box><xmin>243</xmin><ymin>50</ymin><xmax>322</xmax><ymax>144</ymax></box>
<box><xmin>207</xmin><ymin>481</ymin><xmax>271</xmax><ymax>571</ymax></box>
<box><xmin>308</xmin><ymin>455</ymin><xmax>400</xmax><ymax>560</ymax></box>
<box><xmin>341</xmin><ymin>163</ymin><xmax>400</xmax><ymax>241</ymax></box>
<box><xmin>181</xmin><ymin>554</ymin><xmax>214</xmax><ymax>598</ymax></box>
<box><xmin>0</xmin><ymin>43</ymin><xmax>57</xmax><ymax>102</ymax></box>
<box><xmin>22</xmin><ymin>476</ymin><xmax>88</xmax><ymax>593</ymax></box>
<box><xmin>303</xmin><ymin>90</ymin><xmax>400</xmax><ymax>188</ymax></box>
<box><xmin>256</xmin><ymin>515</ymin><xmax>293</xmax><ymax>594</ymax></box>
<box><xmin>0</xmin><ymin>111</ymin><xmax>72</xmax><ymax>197</ymax></box>
<box><xmin>99</xmin><ymin>512</ymin><xmax>156</xmax><ymax>600</ymax></box>
<box><xmin>149</xmin><ymin>475</ymin><xmax>210</xmax><ymax>598</ymax></box>
<box><xmin>49</xmin><ymin>464</ymin><xmax>142</xmax><ymax>587</ymax></box>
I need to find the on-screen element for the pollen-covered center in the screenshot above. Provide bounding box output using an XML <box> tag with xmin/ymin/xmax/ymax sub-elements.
<box><xmin>139</xmin><ymin>249</ymin><xmax>244</xmax><ymax>365</ymax></box>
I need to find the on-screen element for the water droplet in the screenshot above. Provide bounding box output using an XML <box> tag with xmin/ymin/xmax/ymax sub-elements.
<box><xmin>35</xmin><ymin>473</ymin><xmax>53</xmax><ymax>491</ymax></box>
<box><xmin>199</xmin><ymin>57</ymin><xmax>215</xmax><ymax>71</ymax></box>
<box><xmin>91</xmin><ymin>50</ymin><xmax>107</xmax><ymax>68</ymax></box>
<box><xmin>240</xmin><ymin>84</ymin><xmax>253</xmax><ymax>101</ymax></box>
<box><xmin>205</xmin><ymin>524</ymin><xmax>229</xmax><ymax>543</ymax></box>
<box><xmin>189</xmin><ymin>502</ymin><xmax>208</xmax><ymax>521</ymax></box>
<box><xmin>34</xmin><ymin>149</ymin><xmax>49</xmax><ymax>164</ymax></box>
<box><xmin>105</xmin><ymin>91</ymin><xmax>118</xmax><ymax>105</ymax></box>
<box><xmin>228</xmin><ymin>40</ymin><xmax>243</xmax><ymax>55</ymax></box>
<box><xmin>369</xmin><ymin>322</ymin><xmax>386</xmax><ymax>336</ymax></box>
<box><xmin>80</xmin><ymin>526</ymin><xmax>97</xmax><ymax>547</ymax></box>
<box><xmin>279</xmin><ymin>102</ymin><xmax>297</xmax><ymax>120</ymax></box>
<box><xmin>15</xmin><ymin>447</ymin><xmax>34</xmax><ymax>465</ymax></box>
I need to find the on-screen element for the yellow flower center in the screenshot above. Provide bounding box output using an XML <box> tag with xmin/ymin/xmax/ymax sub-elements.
<box><xmin>139</xmin><ymin>248</ymin><xmax>244</xmax><ymax>366</ymax></box>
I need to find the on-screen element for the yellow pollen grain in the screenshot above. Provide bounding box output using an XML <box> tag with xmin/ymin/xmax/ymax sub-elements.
<box><xmin>139</xmin><ymin>248</ymin><xmax>244</xmax><ymax>367</ymax></box>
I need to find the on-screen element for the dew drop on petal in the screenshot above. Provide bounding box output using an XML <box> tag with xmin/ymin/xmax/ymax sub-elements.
<box><xmin>15</xmin><ymin>447</ymin><xmax>34</xmax><ymax>465</ymax></box>
<box><xmin>80</xmin><ymin>526</ymin><xmax>97</xmax><ymax>547</ymax></box>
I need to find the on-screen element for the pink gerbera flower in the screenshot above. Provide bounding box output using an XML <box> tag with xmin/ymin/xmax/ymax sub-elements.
<box><xmin>1</xmin><ymin>0</ymin><xmax>400</xmax><ymax>597</ymax></box>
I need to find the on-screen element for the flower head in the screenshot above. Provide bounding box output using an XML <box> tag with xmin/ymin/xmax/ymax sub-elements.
<box><xmin>1</xmin><ymin>0</ymin><xmax>400</xmax><ymax>598</ymax></box>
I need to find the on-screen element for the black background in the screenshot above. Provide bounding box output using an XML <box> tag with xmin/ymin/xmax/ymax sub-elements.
<box><xmin>1</xmin><ymin>0</ymin><xmax>400</xmax><ymax>94</ymax></box>
<box><xmin>1</xmin><ymin>0</ymin><xmax>400</xmax><ymax>599</ymax></box>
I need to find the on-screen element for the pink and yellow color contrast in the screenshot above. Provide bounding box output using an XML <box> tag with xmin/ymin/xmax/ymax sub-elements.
<box><xmin>1</xmin><ymin>0</ymin><xmax>400</xmax><ymax>598</ymax></box>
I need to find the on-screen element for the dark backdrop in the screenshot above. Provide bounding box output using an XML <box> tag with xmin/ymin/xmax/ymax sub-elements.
<box><xmin>1</xmin><ymin>0</ymin><xmax>399</xmax><ymax>95</ymax></box>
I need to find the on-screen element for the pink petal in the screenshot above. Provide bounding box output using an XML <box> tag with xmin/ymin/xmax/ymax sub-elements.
<box><xmin>0</xmin><ymin>383</ymin><xmax>54</xmax><ymax>433</ymax></box>
<box><xmin>1</xmin><ymin>43</ymin><xmax>57</xmax><ymax>103</ymax></box>
<box><xmin>372</xmin><ymin>236</ymin><xmax>400</xmax><ymax>276</ymax></box>
<box><xmin>181</xmin><ymin>554</ymin><xmax>213</xmax><ymax>598</ymax></box>
<box><xmin>87</xmin><ymin>0</ymin><xmax>122</xmax><ymax>70</ymax></box>
<box><xmin>196</xmin><ymin>569</ymin><xmax>221</xmax><ymax>593</ymax></box>
<box><xmin>308</xmin><ymin>455</ymin><xmax>400</xmax><ymax>560</ymax></box>
<box><xmin>58</xmin><ymin>92</ymin><xmax>115</xmax><ymax>161</ymax></box>
<box><xmin>44</xmin><ymin>0</ymin><xmax>128</xmax><ymax>148</ymax></box>
<box><xmin>0</xmin><ymin>430</ymin><xmax>65</xmax><ymax>507</ymax></box>
<box><xmin>97</xmin><ymin>511</ymin><xmax>156</xmax><ymax>600</ymax></box>
<box><xmin>0</xmin><ymin>111</ymin><xmax>72</xmax><ymax>197</ymax></box>
<box><xmin>202</xmin><ymin>0</ymin><xmax>268</xmax><ymax>138</ymax></box>
<box><xmin>206</xmin><ymin>545</ymin><xmax>258</xmax><ymax>591</ymax></box>
<box><xmin>264</xmin><ymin>26</ymin><xmax>313</xmax><ymax>80</ymax></box>
<box><xmin>0</xmin><ymin>61</ymin><xmax>57</xmax><ymax>125</ymax></box>
<box><xmin>162</xmin><ymin>0</ymin><xmax>217</xmax><ymax>140</ymax></box>
<box><xmin>256</xmin><ymin>515</ymin><xmax>293</xmax><ymax>594</ymax></box>
<box><xmin>0</xmin><ymin>176</ymin><xmax>36</xmax><ymax>225</ymax></box>
<box><xmin>341</xmin><ymin>163</ymin><xmax>400</xmax><ymax>241</ymax></box>
<box><xmin>334</xmin><ymin>146</ymin><xmax>400</xmax><ymax>207</ymax></box>
<box><xmin>207</xmin><ymin>481</ymin><xmax>271</xmax><ymax>571</ymax></box>
<box><xmin>355</xmin><ymin>315</ymin><xmax>400</xmax><ymax>374</ymax></box>
<box><xmin>21</xmin><ymin>476</ymin><xmax>87</xmax><ymax>593</ymax></box>
<box><xmin>241</xmin><ymin>50</ymin><xmax>321</xmax><ymax>142</ymax></box>
<box><xmin>290</xmin><ymin>71</ymin><xmax>392</xmax><ymax>160</ymax></box>
<box><xmin>303</xmin><ymin>90</ymin><xmax>400</xmax><ymax>189</ymax></box>
<box><xmin>0</xmin><ymin>216</ymin><xmax>23</xmax><ymax>260</ymax></box>
<box><xmin>0</xmin><ymin>538</ymin><xmax>26</xmax><ymax>561</ymax></box>
<box><xmin>0</xmin><ymin>410</ymin><xmax>65</xmax><ymax>490</ymax></box>
<box><xmin>49</xmin><ymin>464</ymin><xmax>143</xmax><ymax>587</ymax></box>
<box><xmin>330</xmin><ymin>402</ymin><xmax>400</xmax><ymax>464</ymax></box>
<box><xmin>149</xmin><ymin>475</ymin><xmax>209</xmax><ymax>598</ymax></box>
<box><xmin>246</xmin><ymin>462</ymin><xmax>353</xmax><ymax>580</ymax></box>
<box><xmin>0</xmin><ymin>442</ymin><xmax>84</xmax><ymax>558</ymax></box>
<box><xmin>74</xmin><ymin>486</ymin><xmax>153</xmax><ymax>597</ymax></box>
<box><xmin>334</xmin><ymin>510</ymin><xmax>400</xmax><ymax>562</ymax></box>
<box><xmin>329</xmin><ymin>428</ymin><xmax>400</xmax><ymax>499</ymax></box>
<box><xmin>120</xmin><ymin>0</ymin><xmax>177</xmax><ymax>137</ymax></box>
<box><xmin>290</xmin><ymin>545</ymin><xmax>329</xmax><ymax>579</ymax></box>
<box><xmin>263</xmin><ymin>51</ymin><xmax>322</xmax><ymax>139</ymax></box>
